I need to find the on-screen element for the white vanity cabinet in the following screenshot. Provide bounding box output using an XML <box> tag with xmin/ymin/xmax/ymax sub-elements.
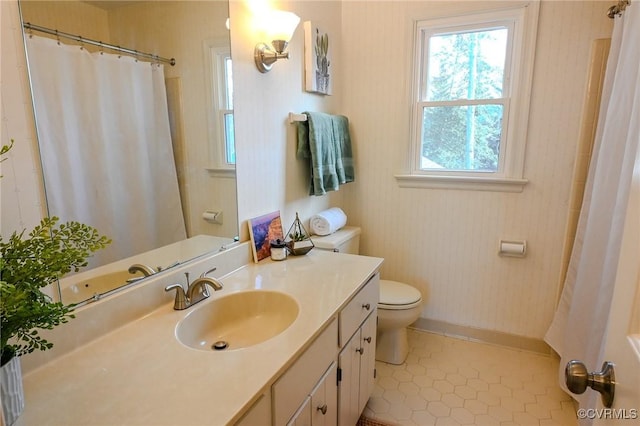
<box><xmin>337</xmin><ymin>273</ymin><xmax>379</xmax><ymax>426</ymax></box>
<box><xmin>235</xmin><ymin>393</ymin><xmax>272</xmax><ymax>426</ymax></box>
<box><xmin>287</xmin><ymin>396</ymin><xmax>312</xmax><ymax>425</ymax></box>
<box><xmin>271</xmin><ymin>273</ymin><xmax>380</xmax><ymax>426</ymax></box>
<box><xmin>272</xmin><ymin>318</ymin><xmax>339</xmax><ymax>425</ymax></box>
<box><xmin>287</xmin><ymin>362</ymin><xmax>338</xmax><ymax>426</ymax></box>
<box><xmin>338</xmin><ymin>313</ymin><xmax>377</xmax><ymax>426</ymax></box>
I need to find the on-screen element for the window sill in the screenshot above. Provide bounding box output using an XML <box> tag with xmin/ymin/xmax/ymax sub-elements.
<box><xmin>394</xmin><ymin>174</ymin><xmax>528</xmax><ymax>192</ymax></box>
<box><xmin>206</xmin><ymin>167</ymin><xmax>236</xmax><ymax>178</ymax></box>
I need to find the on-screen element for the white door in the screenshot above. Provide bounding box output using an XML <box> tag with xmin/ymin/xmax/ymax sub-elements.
<box><xmin>592</xmin><ymin>142</ymin><xmax>640</xmax><ymax>424</ymax></box>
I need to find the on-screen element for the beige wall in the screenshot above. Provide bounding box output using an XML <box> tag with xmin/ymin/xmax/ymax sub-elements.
<box><xmin>19</xmin><ymin>0</ymin><xmax>110</xmax><ymax>40</ymax></box>
<box><xmin>1</xmin><ymin>0</ymin><xmax>46</xmax><ymax>236</ymax></box>
<box><xmin>230</xmin><ymin>0</ymin><xmax>345</xmax><ymax>239</ymax></box>
<box><xmin>229</xmin><ymin>0</ymin><xmax>613</xmax><ymax>341</ymax></box>
<box><xmin>2</xmin><ymin>0</ymin><xmax>614</xmax><ymax>342</ymax></box>
<box><xmin>338</xmin><ymin>1</ymin><xmax>613</xmax><ymax>339</ymax></box>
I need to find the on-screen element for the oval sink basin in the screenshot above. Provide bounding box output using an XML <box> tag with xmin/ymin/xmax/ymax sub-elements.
<box><xmin>176</xmin><ymin>290</ymin><xmax>299</xmax><ymax>351</ymax></box>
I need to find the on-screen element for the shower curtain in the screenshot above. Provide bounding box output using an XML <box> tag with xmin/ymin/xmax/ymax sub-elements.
<box><xmin>545</xmin><ymin>3</ymin><xmax>639</xmax><ymax>419</ymax></box>
<box><xmin>26</xmin><ymin>35</ymin><xmax>186</xmax><ymax>268</ymax></box>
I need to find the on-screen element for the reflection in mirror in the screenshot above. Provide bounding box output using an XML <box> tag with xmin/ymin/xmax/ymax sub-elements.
<box><xmin>19</xmin><ymin>0</ymin><xmax>238</xmax><ymax>305</ymax></box>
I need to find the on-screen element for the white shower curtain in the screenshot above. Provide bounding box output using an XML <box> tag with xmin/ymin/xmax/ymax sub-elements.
<box><xmin>26</xmin><ymin>35</ymin><xmax>186</xmax><ymax>268</ymax></box>
<box><xmin>545</xmin><ymin>3</ymin><xmax>640</xmax><ymax>419</ymax></box>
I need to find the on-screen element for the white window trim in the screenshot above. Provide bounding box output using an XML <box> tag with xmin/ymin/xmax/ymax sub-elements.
<box><xmin>396</xmin><ymin>2</ymin><xmax>539</xmax><ymax>193</ymax></box>
<box><xmin>203</xmin><ymin>37</ymin><xmax>235</xmax><ymax>177</ymax></box>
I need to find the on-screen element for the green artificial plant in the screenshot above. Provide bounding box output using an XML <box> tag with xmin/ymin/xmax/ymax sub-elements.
<box><xmin>0</xmin><ymin>217</ymin><xmax>110</xmax><ymax>366</ymax></box>
<box><xmin>0</xmin><ymin>140</ymin><xmax>110</xmax><ymax>366</ymax></box>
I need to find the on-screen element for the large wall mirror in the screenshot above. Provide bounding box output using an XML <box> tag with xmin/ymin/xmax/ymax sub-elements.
<box><xmin>19</xmin><ymin>0</ymin><xmax>238</xmax><ymax>305</ymax></box>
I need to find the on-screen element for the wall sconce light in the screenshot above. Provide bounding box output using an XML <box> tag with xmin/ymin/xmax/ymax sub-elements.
<box><xmin>254</xmin><ymin>10</ymin><xmax>300</xmax><ymax>73</ymax></box>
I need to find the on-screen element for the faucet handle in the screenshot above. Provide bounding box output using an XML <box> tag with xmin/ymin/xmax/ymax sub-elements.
<box><xmin>165</xmin><ymin>283</ymin><xmax>188</xmax><ymax>310</ymax></box>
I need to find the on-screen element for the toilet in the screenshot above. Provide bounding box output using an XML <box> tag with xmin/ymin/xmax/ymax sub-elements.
<box><xmin>313</xmin><ymin>226</ymin><xmax>423</xmax><ymax>365</ymax></box>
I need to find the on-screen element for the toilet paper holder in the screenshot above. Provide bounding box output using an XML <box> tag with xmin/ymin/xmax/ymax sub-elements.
<box><xmin>202</xmin><ymin>210</ymin><xmax>223</xmax><ymax>224</ymax></box>
<box><xmin>498</xmin><ymin>240</ymin><xmax>527</xmax><ymax>257</ymax></box>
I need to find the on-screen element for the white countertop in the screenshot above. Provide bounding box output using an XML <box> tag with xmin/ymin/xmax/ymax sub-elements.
<box><xmin>17</xmin><ymin>250</ymin><xmax>383</xmax><ymax>425</ymax></box>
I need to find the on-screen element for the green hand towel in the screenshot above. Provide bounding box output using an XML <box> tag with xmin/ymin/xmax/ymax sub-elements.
<box><xmin>297</xmin><ymin>111</ymin><xmax>354</xmax><ymax>196</ymax></box>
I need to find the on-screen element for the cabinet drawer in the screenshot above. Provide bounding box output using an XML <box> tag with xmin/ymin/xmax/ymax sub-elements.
<box><xmin>339</xmin><ymin>273</ymin><xmax>379</xmax><ymax>347</ymax></box>
<box><xmin>273</xmin><ymin>317</ymin><xmax>338</xmax><ymax>425</ymax></box>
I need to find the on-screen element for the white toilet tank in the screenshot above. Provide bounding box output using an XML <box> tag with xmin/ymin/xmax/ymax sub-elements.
<box><xmin>312</xmin><ymin>226</ymin><xmax>361</xmax><ymax>254</ymax></box>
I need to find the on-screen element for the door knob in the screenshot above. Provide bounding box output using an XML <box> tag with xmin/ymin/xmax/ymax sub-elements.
<box><xmin>565</xmin><ymin>360</ymin><xmax>615</xmax><ymax>408</ymax></box>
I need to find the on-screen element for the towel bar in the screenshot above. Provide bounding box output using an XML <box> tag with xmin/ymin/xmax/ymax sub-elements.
<box><xmin>288</xmin><ymin>112</ymin><xmax>307</xmax><ymax>123</ymax></box>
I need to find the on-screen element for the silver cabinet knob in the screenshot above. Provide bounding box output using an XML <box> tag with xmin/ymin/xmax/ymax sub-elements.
<box><xmin>317</xmin><ymin>404</ymin><xmax>328</xmax><ymax>415</ymax></box>
<box><xmin>362</xmin><ymin>303</ymin><xmax>371</xmax><ymax>310</ymax></box>
<box><xmin>565</xmin><ymin>360</ymin><xmax>615</xmax><ymax>408</ymax></box>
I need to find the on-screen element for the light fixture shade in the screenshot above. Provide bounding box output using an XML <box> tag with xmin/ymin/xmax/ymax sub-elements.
<box><xmin>265</xmin><ymin>10</ymin><xmax>300</xmax><ymax>42</ymax></box>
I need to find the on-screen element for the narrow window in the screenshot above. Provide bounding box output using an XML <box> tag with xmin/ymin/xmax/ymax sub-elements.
<box><xmin>221</xmin><ymin>54</ymin><xmax>235</xmax><ymax>165</ymax></box>
<box><xmin>204</xmin><ymin>39</ymin><xmax>235</xmax><ymax>174</ymax></box>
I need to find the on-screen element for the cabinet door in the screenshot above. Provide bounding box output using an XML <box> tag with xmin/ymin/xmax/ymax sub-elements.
<box><xmin>338</xmin><ymin>330</ymin><xmax>361</xmax><ymax>426</ymax></box>
<box><xmin>287</xmin><ymin>396</ymin><xmax>311</xmax><ymax>426</ymax></box>
<box><xmin>235</xmin><ymin>393</ymin><xmax>271</xmax><ymax>426</ymax></box>
<box><xmin>358</xmin><ymin>312</ymin><xmax>377</xmax><ymax>414</ymax></box>
<box><xmin>310</xmin><ymin>362</ymin><xmax>337</xmax><ymax>426</ymax></box>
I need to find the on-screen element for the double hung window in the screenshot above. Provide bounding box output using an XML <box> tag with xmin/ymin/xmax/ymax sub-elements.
<box><xmin>398</xmin><ymin>4</ymin><xmax>539</xmax><ymax>192</ymax></box>
<box><xmin>205</xmin><ymin>39</ymin><xmax>235</xmax><ymax>175</ymax></box>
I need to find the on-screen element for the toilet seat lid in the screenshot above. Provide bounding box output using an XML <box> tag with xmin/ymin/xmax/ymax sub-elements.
<box><xmin>379</xmin><ymin>280</ymin><xmax>422</xmax><ymax>307</ymax></box>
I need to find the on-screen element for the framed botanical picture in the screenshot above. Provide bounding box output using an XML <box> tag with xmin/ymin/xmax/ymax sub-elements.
<box><xmin>304</xmin><ymin>21</ymin><xmax>332</xmax><ymax>95</ymax></box>
<box><xmin>248</xmin><ymin>211</ymin><xmax>284</xmax><ymax>263</ymax></box>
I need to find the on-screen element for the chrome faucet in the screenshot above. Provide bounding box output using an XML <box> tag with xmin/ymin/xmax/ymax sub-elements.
<box><xmin>165</xmin><ymin>270</ymin><xmax>223</xmax><ymax>310</ymax></box>
<box><xmin>128</xmin><ymin>263</ymin><xmax>157</xmax><ymax>277</ymax></box>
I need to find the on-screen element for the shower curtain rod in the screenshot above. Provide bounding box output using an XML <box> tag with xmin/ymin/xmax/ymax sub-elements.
<box><xmin>22</xmin><ymin>22</ymin><xmax>176</xmax><ymax>66</ymax></box>
<box><xmin>607</xmin><ymin>0</ymin><xmax>631</xmax><ymax>18</ymax></box>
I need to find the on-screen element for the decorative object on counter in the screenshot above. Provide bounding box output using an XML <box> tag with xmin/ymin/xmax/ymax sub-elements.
<box><xmin>248</xmin><ymin>211</ymin><xmax>284</xmax><ymax>263</ymax></box>
<box><xmin>285</xmin><ymin>213</ymin><xmax>314</xmax><ymax>256</ymax></box>
<box><xmin>296</xmin><ymin>111</ymin><xmax>354</xmax><ymax>196</ymax></box>
<box><xmin>0</xmin><ymin>213</ymin><xmax>110</xmax><ymax>425</ymax></box>
<box><xmin>304</xmin><ymin>21</ymin><xmax>332</xmax><ymax>95</ymax></box>
<box><xmin>310</xmin><ymin>207</ymin><xmax>347</xmax><ymax>236</ymax></box>
<box><xmin>270</xmin><ymin>239</ymin><xmax>288</xmax><ymax>261</ymax></box>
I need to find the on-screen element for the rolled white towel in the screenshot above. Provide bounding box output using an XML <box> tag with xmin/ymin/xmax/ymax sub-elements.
<box><xmin>310</xmin><ymin>207</ymin><xmax>347</xmax><ymax>236</ymax></box>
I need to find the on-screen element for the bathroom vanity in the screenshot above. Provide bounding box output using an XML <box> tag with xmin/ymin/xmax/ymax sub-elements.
<box><xmin>15</xmin><ymin>244</ymin><xmax>383</xmax><ymax>425</ymax></box>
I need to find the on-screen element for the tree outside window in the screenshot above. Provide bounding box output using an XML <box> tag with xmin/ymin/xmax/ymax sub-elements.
<box><xmin>420</xmin><ymin>27</ymin><xmax>508</xmax><ymax>172</ymax></box>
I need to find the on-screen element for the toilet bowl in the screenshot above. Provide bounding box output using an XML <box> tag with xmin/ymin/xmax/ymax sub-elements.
<box><xmin>376</xmin><ymin>280</ymin><xmax>422</xmax><ymax>365</ymax></box>
<box><xmin>313</xmin><ymin>226</ymin><xmax>423</xmax><ymax>365</ymax></box>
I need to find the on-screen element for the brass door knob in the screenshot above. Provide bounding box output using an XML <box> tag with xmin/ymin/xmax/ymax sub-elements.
<box><xmin>565</xmin><ymin>360</ymin><xmax>615</xmax><ymax>408</ymax></box>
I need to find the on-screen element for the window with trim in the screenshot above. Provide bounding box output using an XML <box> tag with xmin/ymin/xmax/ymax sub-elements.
<box><xmin>397</xmin><ymin>3</ymin><xmax>539</xmax><ymax>192</ymax></box>
<box><xmin>205</xmin><ymin>39</ymin><xmax>235</xmax><ymax>175</ymax></box>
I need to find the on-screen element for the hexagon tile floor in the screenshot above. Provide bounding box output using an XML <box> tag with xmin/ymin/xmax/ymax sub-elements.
<box><xmin>363</xmin><ymin>329</ymin><xmax>578</xmax><ymax>426</ymax></box>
